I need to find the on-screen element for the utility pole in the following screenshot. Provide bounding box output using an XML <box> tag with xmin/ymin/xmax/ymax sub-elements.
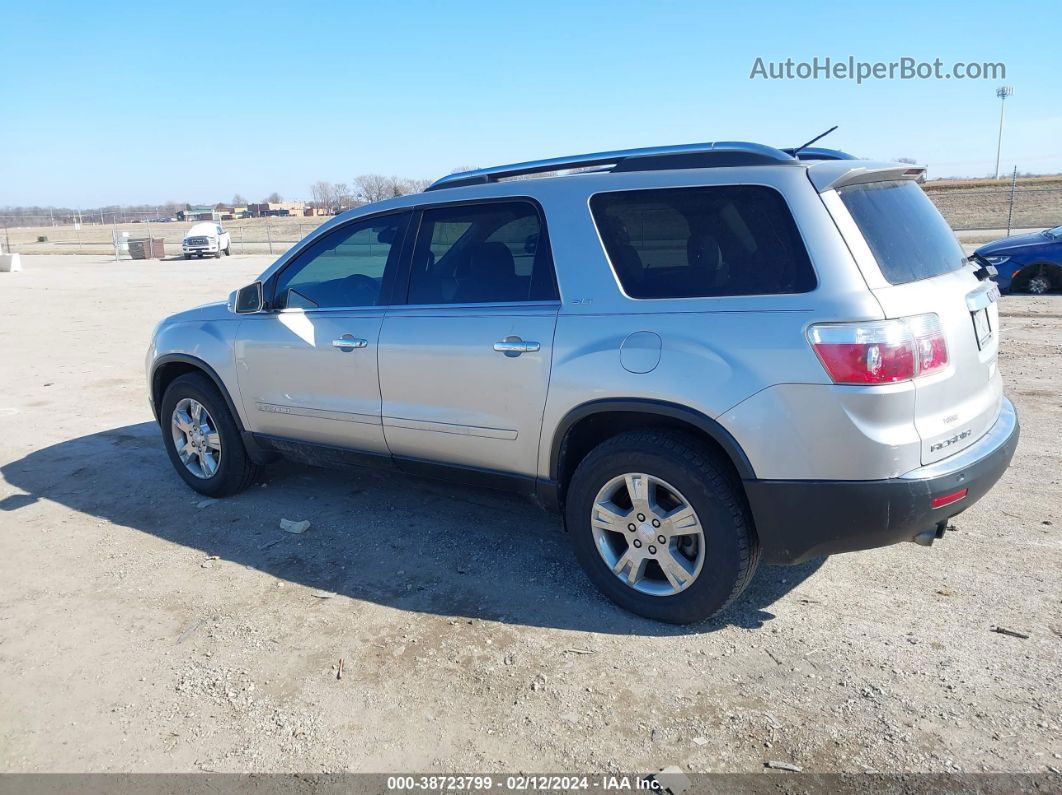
<box><xmin>994</xmin><ymin>85</ymin><xmax>1013</xmax><ymax>180</ymax></box>
<box><xmin>1006</xmin><ymin>165</ymin><xmax>1018</xmax><ymax>237</ymax></box>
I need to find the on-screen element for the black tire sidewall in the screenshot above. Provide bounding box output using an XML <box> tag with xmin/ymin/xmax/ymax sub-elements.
<box><xmin>160</xmin><ymin>374</ymin><xmax>249</xmax><ymax>497</ymax></box>
<box><xmin>566</xmin><ymin>439</ymin><xmax>750</xmax><ymax>624</ymax></box>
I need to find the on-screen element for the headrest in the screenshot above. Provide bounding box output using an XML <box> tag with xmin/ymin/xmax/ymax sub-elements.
<box><xmin>468</xmin><ymin>241</ymin><xmax>515</xmax><ymax>278</ymax></box>
<box><xmin>687</xmin><ymin>231</ymin><xmax>722</xmax><ymax>268</ymax></box>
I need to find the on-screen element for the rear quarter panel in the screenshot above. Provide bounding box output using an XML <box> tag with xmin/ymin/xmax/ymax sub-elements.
<box><xmin>530</xmin><ymin>167</ymin><xmax>888</xmax><ymax>480</ymax></box>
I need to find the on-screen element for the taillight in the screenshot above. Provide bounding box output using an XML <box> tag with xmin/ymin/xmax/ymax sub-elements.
<box><xmin>808</xmin><ymin>314</ymin><xmax>949</xmax><ymax>385</ymax></box>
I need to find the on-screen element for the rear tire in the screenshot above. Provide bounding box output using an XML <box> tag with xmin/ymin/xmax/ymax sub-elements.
<box><xmin>565</xmin><ymin>430</ymin><xmax>759</xmax><ymax>624</ymax></box>
<box><xmin>160</xmin><ymin>373</ymin><xmax>258</xmax><ymax>497</ymax></box>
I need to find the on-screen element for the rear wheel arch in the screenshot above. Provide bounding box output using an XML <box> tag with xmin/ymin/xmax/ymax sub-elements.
<box><xmin>550</xmin><ymin>399</ymin><xmax>756</xmax><ymax>501</ymax></box>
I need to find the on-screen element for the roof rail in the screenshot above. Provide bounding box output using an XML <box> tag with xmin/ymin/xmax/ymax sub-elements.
<box><xmin>427</xmin><ymin>141</ymin><xmax>797</xmax><ymax>191</ymax></box>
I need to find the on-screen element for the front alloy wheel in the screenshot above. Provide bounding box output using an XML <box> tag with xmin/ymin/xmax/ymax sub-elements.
<box><xmin>1028</xmin><ymin>274</ymin><xmax>1051</xmax><ymax>294</ymax></box>
<box><xmin>159</xmin><ymin>372</ymin><xmax>258</xmax><ymax>496</ymax></box>
<box><xmin>591</xmin><ymin>473</ymin><xmax>705</xmax><ymax>595</ymax></box>
<box><xmin>171</xmin><ymin>398</ymin><xmax>222</xmax><ymax>478</ymax></box>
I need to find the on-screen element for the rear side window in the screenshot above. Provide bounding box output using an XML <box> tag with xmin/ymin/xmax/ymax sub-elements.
<box><xmin>590</xmin><ymin>186</ymin><xmax>815</xmax><ymax>299</ymax></box>
<box><xmin>838</xmin><ymin>180</ymin><xmax>965</xmax><ymax>285</ymax></box>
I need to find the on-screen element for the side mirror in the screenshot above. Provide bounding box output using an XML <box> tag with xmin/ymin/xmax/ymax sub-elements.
<box><xmin>230</xmin><ymin>281</ymin><xmax>264</xmax><ymax>313</ymax></box>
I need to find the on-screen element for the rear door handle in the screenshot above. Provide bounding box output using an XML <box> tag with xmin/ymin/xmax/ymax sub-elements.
<box><xmin>493</xmin><ymin>337</ymin><xmax>540</xmax><ymax>355</ymax></box>
<box><xmin>332</xmin><ymin>335</ymin><xmax>368</xmax><ymax>350</ymax></box>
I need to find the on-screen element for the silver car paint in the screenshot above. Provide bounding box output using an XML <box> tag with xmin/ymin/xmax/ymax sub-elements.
<box><xmin>822</xmin><ymin>189</ymin><xmax>1002</xmax><ymax>466</ymax></box>
<box><xmin>148</xmin><ymin>304</ymin><xmax>247</xmax><ymax>424</ymax></box>
<box><xmin>234</xmin><ymin>307</ymin><xmax>390</xmax><ymax>452</ymax></box>
<box><xmin>377</xmin><ymin>302</ymin><xmax>559</xmax><ymax>475</ymax></box>
<box><xmin>148</xmin><ymin>159</ymin><xmax>1003</xmax><ymax>486</ymax></box>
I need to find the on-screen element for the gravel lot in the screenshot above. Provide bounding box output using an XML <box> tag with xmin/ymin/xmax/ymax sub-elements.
<box><xmin>0</xmin><ymin>255</ymin><xmax>1059</xmax><ymax>775</ymax></box>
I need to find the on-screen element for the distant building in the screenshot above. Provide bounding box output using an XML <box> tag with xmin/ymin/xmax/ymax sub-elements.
<box><xmin>247</xmin><ymin>201</ymin><xmax>306</xmax><ymax>218</ymax></box>
<box><xmin>177</xmin><ymin>206</ymin><xmax>221</xmax><ymax>222</ymax></box>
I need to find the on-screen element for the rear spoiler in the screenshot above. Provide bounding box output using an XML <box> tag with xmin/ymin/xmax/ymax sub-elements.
<box><xmin>806</xmin><ymin>160</ymin><xmax>926</xmax><ymax>193</ymax></box>
<box><xmin>967</xmin><ymin>252</ymin><xmax>999</xmax><ymax>281</ymax></box>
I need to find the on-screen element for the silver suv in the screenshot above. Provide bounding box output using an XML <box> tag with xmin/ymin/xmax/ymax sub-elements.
<box><xmin>147</xmin><ymin>142</ymin><xmax>1019</xmax><ymax>623</ymax></box>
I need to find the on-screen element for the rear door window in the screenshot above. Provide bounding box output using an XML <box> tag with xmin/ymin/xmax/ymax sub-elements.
<box><xmin>590</xmin><ymin>185</ymin><xmax>815</xmax><ymax>298</ymax></box>
<box><xmin>837</xmin><ymin>180</ymin><xmax>966</xmax><ymax>285</ymax></box>
<box><xmin>406</xmin><ymin>201</ymin><xmax>557</xmax><ymax>304</ymax></box>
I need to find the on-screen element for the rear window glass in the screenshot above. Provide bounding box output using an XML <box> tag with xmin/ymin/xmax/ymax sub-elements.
<box><xmin>838</xmin><ymin>180</ymin><xmax>966</xmax><ymax>285</ymax></box>
<box><xmin>590</xmin><ymin>186</ymin><xmax>815</xmax><ymax>299</ymax></box>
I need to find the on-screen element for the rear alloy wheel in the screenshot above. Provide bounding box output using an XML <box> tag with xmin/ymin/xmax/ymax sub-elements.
<box><xmin>566</xmin><ymin>430</ymin><xmax>759</xmax><ymax>624</ymax></box>
<box><xmin>590</xmin><ymin>473</ymin><xmax>705</xmax><ymax>596</ymax></box>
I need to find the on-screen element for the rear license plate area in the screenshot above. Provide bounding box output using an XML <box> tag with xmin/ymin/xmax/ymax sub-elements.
<box><xmin>971</xmin><ymin>306</ymin><xmax>992</xmax><ymax>348</ymax></box>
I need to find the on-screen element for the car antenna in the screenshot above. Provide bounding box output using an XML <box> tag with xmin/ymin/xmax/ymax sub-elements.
<box><xmin>791</xmin><ymin>125</ymin><xmax>839</xmax><ymax>155</ymax></box>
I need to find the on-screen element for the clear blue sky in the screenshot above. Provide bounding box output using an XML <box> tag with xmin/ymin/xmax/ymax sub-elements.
<box><xmin>2</xmin><ymin>0</ymin><xmax>1059</xmax><ymax>207</ymax></box>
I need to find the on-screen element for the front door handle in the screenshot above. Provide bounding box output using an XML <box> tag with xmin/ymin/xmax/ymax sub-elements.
<box><xmin>493</xmin><ymin>337</ymin><xmax>541</xmax><ymax>356</ymax></box>
<box><xmin>332</xmin><ymin>335</ymin><xmax>368</xmax><ymax>350</ymax></box>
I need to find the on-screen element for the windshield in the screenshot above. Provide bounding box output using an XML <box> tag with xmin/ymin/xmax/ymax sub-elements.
<box><xmin>838</xmin><ymin>180</ymin><xmax>966</xmax><ymax>285</ymax></box>
<box><xmin>1045</xmin><ymin>225</ymin><xmax>1062</xmax><ymax>238</ymax></box>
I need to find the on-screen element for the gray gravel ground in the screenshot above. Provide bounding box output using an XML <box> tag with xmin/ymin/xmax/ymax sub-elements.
<box><xmin>0</xmin><ymin>255</ymin><xmax>1059</xmax><ymax>774</ymax></box>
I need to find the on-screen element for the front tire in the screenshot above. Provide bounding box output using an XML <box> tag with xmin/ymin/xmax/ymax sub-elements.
<box><xmin>1014</xmin><ymin>263</ymin><xmax>1059</xmax><ymax>295</ymax></box>
<box><xmin>565</xmin><ymin>430</ymin><xmax>759</xmax><ymax>624</ymax></box>
<box><xmin>160</xmin><ymin>373</ymin><xmax>258</xmax><ymax>497</ymax></box>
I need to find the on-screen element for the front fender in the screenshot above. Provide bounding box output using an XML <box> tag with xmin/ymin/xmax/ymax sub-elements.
<box><xmin>148</xmin><ymin>317</ymin><xmax>245</xmax><ymax>427</ymax></box>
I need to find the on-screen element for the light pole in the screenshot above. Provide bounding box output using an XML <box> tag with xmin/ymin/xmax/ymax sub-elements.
<box><xmin>994</xmin><ymin>85</ymin><xmax>1013</xmax><ymax>179</ymax></box>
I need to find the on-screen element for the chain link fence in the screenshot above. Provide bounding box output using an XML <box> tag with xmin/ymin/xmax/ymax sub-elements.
<box><xmin>0</xmin><ymin>211</ymin><xmax>332</xmax><ymax>258</ymax></box>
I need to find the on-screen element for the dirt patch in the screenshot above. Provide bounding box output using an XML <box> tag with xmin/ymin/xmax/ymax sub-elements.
<box><xmin>0</xmin><ymin>255</ymin><xmax>1059</xmax><ymax>774</ymax></box>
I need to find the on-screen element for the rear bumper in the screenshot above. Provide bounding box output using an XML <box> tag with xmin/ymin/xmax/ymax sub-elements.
<box><xmin>745</xmin><ymin>397</ymin><xmax>1019</xmax><ymax>564</ymax></box>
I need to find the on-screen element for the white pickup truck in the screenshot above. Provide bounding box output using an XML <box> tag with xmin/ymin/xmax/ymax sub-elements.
<box><xmin>182</xmin><ymin>223</ymin><xmax>231</xmax><ymax>259</ymax></box>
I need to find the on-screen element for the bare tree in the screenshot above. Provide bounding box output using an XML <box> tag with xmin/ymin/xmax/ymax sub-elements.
<box><xmin>232</xmin><ymin>193</ymin><xmax>247</xmax><ymax>206</ymax></box>
<box><xmin>399</xmin><ymin>177</ymin><xmax>431</xmax><ymax>194</ymax></box>
<box><xmin>355</xmin><ymin>174</ymin><xmax>431</xmax><ymax>202</ymax></box>
<box><xmin>264</xmin><ymin>192</ymin><xmax>282</xmax><ymax>203</ymax></box>
<box><xmin>333</xmin><ymin>182</ymin><xmax>352</xmax><ymax>211</ymax></box>
<box><xmin>354</xmin><ymin>174</ymin><xmax>391</xmax><ymax>203</ymax></box>
<box><xmin>310</xmin><ymin>181</ymin><xmax>335</xmax><ymax>211</ymax></box>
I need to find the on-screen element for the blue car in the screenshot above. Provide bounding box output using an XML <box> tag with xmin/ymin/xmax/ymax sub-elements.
<box><xmin>973</xmin><ymin>225</ymin><xmax>1062</xmax><ymax>294</ymax></box>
